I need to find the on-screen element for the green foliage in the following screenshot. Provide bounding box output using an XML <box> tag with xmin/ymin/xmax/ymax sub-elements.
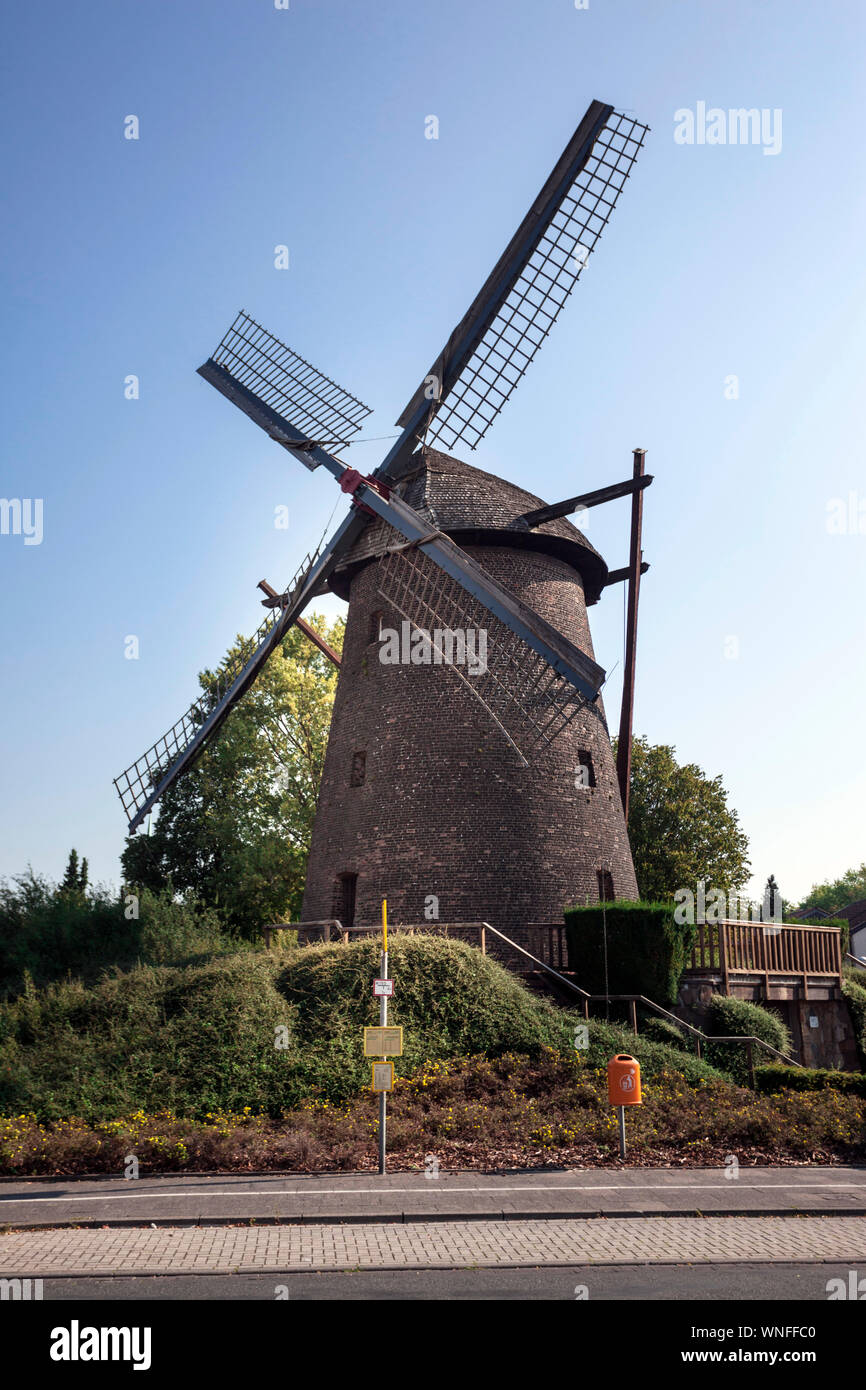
<box><xmin>842</xmin><ymin>976</ymin><xmax>866</xmax><ymax>1070</ymax></box>
<box><xmin>0</xmin><ymin>935</ymin><xmax>725</xmax><ymax>1122</ymax></box>
<box><xmin>825</xmin><ymin>918</ymin><xmax>851</xmax><ymax>956</ymax></box>
<box><xmin>59</xmin><ymin>849</ymin><xmax>89</xmax><ymax>898</ymax></box>
<box><xmin>797</xmin><ymin>862</ymin><xmax>866</xmax><ymax>916</ymax></box>
<box><xmin>121</xmin><ymin>614</ymin><xmax>343</xmax><ymax>938</ymax></box>
<box><xmin>564</xmin><ymin>900</ymin><xmax>696</xmax><ymax>1006</ymax></box>
<box><xmin>754</xmin><ymin>1065</ymin><xmax>866</xmax><ymax>1098</ymax></box>
<box><xmin>704</xmin><ymin>994</ymin><xmax>792</xmax><ymax>1083</ymax></box>
<box><xmin>642</xmin><ymin>1016</ymin><xmax>691</xmax><ymax>1052</ymax></box>
<box><xmin>615</xmin><ymin>736</ymin><xmax>751</xmax><ymax>902</ymax></box>
<box><xmin>0</xmin><ymin>869</ymin><xmax>240</xmax><ymax>998</ymax></box>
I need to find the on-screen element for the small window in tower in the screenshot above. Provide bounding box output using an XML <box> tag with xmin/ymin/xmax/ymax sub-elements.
<box><xmin>577</xmin><ymin>750</ymin><xmax>596</xmax><ymax>788</ymax></box>
<box><xmin>597</xmin><ymin>869</ymin><xmax>615</xmax><ymax>903</ymax></box>
<box><xmin>369</xmin><ymin>610</ymin><xmax>385</xmax><ymax>644</ymax></box>
<box><xmin>350</xmin><ymin>750</ymin><xmax>366</xmax><ymax>787</ymax></box>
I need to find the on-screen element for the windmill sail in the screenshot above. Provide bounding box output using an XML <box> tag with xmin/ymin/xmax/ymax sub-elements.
<box><xmin>385</xmin><ymin>103</ymin><xmax>648</xmax><ymax>474</ymax></box>
<box><xmin>114</xmin><ymin>544</ymin><xmax>330</xmax><ymax>832</ymax></box>
<box><xmin>376</xmin><ymin>540</ymin><xmax>603</xmax><ymax>764</ymax></box>
<box><xmin>198</xmin><ymin>311</ymin><xmax>373</xmax><ymax>471</ymax></box>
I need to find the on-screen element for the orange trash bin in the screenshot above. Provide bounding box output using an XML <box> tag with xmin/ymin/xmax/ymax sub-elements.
<box><xmin>607</xmin><ymin>1053</ymin><xmax>642</xmax><ymax>1106</ymax></box>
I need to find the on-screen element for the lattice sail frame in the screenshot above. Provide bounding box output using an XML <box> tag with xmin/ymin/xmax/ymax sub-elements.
<box><xmin>208</xmin><ymin>310</ymin><xmax>372</xmax><ymax>447</ymax></box>
<box><xmin>424</xmin><ymin>112</ymin><xmax>648</xmax><ymax>454</ymax></box>
<box><xmin>113</xmin><ymin>547</ymin><xmax>322</xmax><ymax>828</ymax></box>
<box><xmin>376</xmin><ymin>540</ymin><xmax>599</xmax><ymax>764</ymax></box>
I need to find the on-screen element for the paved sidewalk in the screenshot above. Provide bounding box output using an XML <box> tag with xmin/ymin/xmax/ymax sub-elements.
<box><xmin>1</xmin><ymin>1216</ymin><xmax>865</xmax><ymax>1275</ymax></box>
<box><xmin>1</xmin><ymin>1167</ymin><xmax>864</xmax><ymax>1227</ymax></box>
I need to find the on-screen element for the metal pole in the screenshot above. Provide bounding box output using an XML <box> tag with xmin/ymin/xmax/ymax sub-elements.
<box><xmin>616</xmin><ymin>448</ymin><xmax>647</xmax><ymax>823</ymax></box>
<box><xmin>378</xmin><ymin>899</ymin><xmax>388</xmax><ymax>1176</ymax></box>
<box><xmin>618</xmin><ymin>1106</ymin><xmax>627</xmax><ymax>1160</ymax></box>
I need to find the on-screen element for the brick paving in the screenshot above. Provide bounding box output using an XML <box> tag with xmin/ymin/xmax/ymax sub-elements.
<box><xmin>1</xmin><ymin>1216</ymin><xmax>865</xmax><ymax>1275</ymax></box>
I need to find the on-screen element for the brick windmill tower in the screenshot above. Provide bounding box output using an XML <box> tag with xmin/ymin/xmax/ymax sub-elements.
<box><xmin>302</xmin><ymin>446</ymin><xmax>639</xmax><ymax>933</ymax></box>
<box><xmin>114</xmin><ymin>101</ymin><xmax>650</xmax><ymax>940</ymax></box>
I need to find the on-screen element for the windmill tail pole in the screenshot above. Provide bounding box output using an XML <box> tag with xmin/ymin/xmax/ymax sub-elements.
<box><xmin>295</xmin><ymin>616</ymin><xmax>342</xmax><ymax>668</ymax></box>
<box><xmin>615</xmin><ymin>448</ymin><xmax>646</xmax><ymax>823</ymax></box>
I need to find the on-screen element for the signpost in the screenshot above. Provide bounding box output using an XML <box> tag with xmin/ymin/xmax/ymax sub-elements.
<box><xmin>377</xmin><ymin>901</ymin><xmax>389</xmax><ymax>1174</ymax></box>
<box><xmin>363</xmin><ymin>902</ymin><xmax>402</xmax><ymax>1173</ymax></box>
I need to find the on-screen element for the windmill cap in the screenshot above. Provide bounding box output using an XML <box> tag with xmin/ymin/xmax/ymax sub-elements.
<box><xmin>330</xmin><ymin>448</ymin><xmax>609</xmax><ymax>603</ymax></box>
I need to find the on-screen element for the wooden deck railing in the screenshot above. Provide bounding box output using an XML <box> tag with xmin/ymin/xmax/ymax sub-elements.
<box><xmin>524</xmin><ymin>923</ymin><xmax>569</xmax><ymax>971</ymax></box>
<box><xmin>687</xmin><ymin>919</ymin><xmax>842</xmax><ymax>990</ymax></box>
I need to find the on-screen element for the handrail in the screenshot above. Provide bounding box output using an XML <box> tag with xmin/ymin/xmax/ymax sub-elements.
<box><xmin>262</xmin><ymin>919</ymin><xmax>342</xmax><ymax>948</ymax></box>
<box><xmin>718</xmin><ymin>919</ymin><xmax>842</xmax><ymax>934</ymax></box>
<box><xmin>480</xmin><ymin>922</ymin><xmax>802</xmax><ymax>1078</ymax></box>
<box><xmin>846</xmin><ymin>951</ymin><xmax>866</xmax><ymax>969</ymax></box>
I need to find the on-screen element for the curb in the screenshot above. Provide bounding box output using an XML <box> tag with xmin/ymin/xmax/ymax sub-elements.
<box><xmin>2</xmin><ymin>1206</ymin><xmax>866</xmax><ymax>1232</ymax></box>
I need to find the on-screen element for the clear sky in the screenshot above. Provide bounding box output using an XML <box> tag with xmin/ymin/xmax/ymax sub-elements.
<box><xmin>2</xmin><ymin>0</ymin><xmax>864</xmax><ymax>906</ymax></box>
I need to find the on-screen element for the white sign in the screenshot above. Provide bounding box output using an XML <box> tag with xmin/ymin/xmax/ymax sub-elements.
<box><xmin>374</xmin><ymin>978</ymin><xmax>394</xmax><ymax>997</ymax></box>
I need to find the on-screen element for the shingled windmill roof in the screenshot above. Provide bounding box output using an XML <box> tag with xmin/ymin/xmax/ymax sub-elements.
<box><xmin>330</xmin><ymin>448</ymin><xmax>609</xmax><ymax>604</ymax></box>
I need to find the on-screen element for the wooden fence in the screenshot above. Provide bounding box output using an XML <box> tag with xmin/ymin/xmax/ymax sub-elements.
<box><xmin>687</xmin><ymin>919</ymin><xmax>842</xmax><ymax>991</ymax></box>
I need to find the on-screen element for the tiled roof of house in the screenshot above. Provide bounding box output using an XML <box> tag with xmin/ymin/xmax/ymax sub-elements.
<box><xmin>834</xmin><ymin>899</ymin><xmax>866</xmax><ymax>928</ymax></box>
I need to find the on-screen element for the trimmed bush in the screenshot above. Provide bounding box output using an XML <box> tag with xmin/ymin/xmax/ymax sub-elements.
<box><xmin>754</xmin><ymin>1065</ymin><xmax>866</xmax><ymax>1098</ymax></box>
<box><xmin>842</xmin><ymin>976</ymin><xmax>866</xmax><ymax>1071</ymax></box>
<box><xmin>704</xmin><ymin>994</ymin><xmax>792</xmax><ymax>1084</ymax></box>
<box><xmin>563</xmin><ymin>900</ymin><xmax>696</xmax><ymax>1006</ymax></box>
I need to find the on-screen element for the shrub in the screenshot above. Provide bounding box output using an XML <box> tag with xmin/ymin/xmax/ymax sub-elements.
<box><xmin>824</xmin><ymin>918</ymin><xmax>850</xmax><ymax>956</ymax></box>
<box><xmin>0</xmin><ymin>873</ymin><xmax>242</xmax><ymax>998</ymax></box>
<box><xmin>642</xmin><ymin>1016</ymin><xmax>691</xmax><ymax>1052</ymax></box>
<box><xmin>0</xmin><ymin>935</ymin><xmax>726</xmax><ymax>1122</ymax></box>
<box><xmin>754</xmin><ymin>1065</ymin><xmax>866</xmax><ymax>1097</ymax></box>
<box><xmin>842</xmin><ymin>976</ymin><xmax>866</xmax><ymax>1071</ymax></box>
<box><xmin>563</xmin><ymin>900</ymin><xmax>696</xmax><ymax>1006</ymax></box>
<box><xmin>704</xmin><ymin>994</ymin><xmax>792</xmax><ymax>1084</ymax></box>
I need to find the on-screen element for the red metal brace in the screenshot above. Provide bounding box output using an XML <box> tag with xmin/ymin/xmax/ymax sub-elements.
<box><xmin>339</xmin><ymin>468</ymin><xmax>391</xmax><ymax>517</ymax></box>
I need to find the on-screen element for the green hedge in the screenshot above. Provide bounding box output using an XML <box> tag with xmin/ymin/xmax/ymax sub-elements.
<box><xmin>842</xmin><ymin>976</ymin><xmax>866</xmax><ymax>1070</ymax></box>
<box><xmin>563</xmin><ymin>900</ymin><xmax>696</xmax><ymax>1007</ymax></box>
<box><xmin>704</xmin><ymin>994</ymin><xmax>792</xmax><ymax>1084</ymax></box>
<box><xmin>754</xmin><ymin>1065</ymin><xmax>866</xmax><ymax>1098</ymax></box>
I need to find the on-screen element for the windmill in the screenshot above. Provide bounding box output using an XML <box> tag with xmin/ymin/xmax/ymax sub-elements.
<box><xmin>115</xmin><ymin>99</ymin><xmax>651</xmax><ymax>937</ymax></box>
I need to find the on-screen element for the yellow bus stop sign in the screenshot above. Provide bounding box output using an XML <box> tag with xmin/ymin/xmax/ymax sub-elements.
<box><xmin>371</xmin><ymin>1062</ymin><xmax>394</xmax><ymax>1092</ymax></box>
<box><xmin>364</xmin><ymin>1026</ymin><xmax>403</xmax><ymax>1057</ymax></box>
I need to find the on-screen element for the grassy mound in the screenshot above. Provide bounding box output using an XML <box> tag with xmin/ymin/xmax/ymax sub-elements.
<box><xmin>0</xmin><ymin>935</ymin><xmax>725</xmax><ymax>1123</ymax></box>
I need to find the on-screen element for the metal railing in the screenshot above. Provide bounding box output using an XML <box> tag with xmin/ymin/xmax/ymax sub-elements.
<box><xmin>264</xmin><ymin>916</ymin><xmax>803</xmax><ymax>1083</ymax></box>
<box><xmin>473</xmin><ymin>922</ymin><xmax>802</xmax><ymax>1085</ymax></box>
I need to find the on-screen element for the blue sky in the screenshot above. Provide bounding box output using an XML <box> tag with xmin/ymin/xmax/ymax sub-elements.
<box><xmin>2</xmin><ymin>0</ymin><xmax>864</xmax><ymax>906</ymax></box>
